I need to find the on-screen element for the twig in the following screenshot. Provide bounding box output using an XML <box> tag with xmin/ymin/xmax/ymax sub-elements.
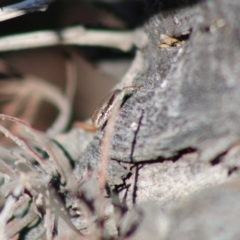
<box><xmin>0</xmin><ymin>0</ymin><xmax>54</xmax><ymax>22</ymax></box>
<box><xmin>98</xmin><ymin>93</ymin><xmax>122</xmax><ymax>217</ymax></box>
<box><xmin>0</xmin><ymin>26</ymin><xmax>134</xmax><ymax>52</ymax></box>
<box><xmin>97</xmin><ymin>51</ymin><xmax>145</xmax><ymax>219</ymax></box>
<box><xmin>117</xmin><ymin>50</ymin><xmax>145</xmax><ymax>88</ymax></box>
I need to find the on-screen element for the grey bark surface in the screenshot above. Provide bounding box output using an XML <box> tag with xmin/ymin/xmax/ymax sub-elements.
<box><xmin>119</xmin><ymin>180</ymin><xmax>240</xmax><ymax>240</ymax></box>
<box><xmin>60</xmin><ymin>0</ymin><xmax>240</xmax><ymax>238</ymax></box>
<box><xmin>74</xmin><ymin>0</ymin><xmax>240</xmax><ymax>183</ymax></box>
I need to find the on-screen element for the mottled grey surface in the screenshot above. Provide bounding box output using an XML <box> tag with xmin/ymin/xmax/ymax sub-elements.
<box><xmin>114</xmin><ymin>0</ymin><xmax>240</xmax><ymax>162</ymax></box>
<box><xmin>167</xmin><ymin>180</ymin><xmax>240</xmax><ymax>240</ymax></box>
<box><xmin>120</xmin><ymin>179</ymin><xmax>240</xmax><ymax>240</ymax></box>
<box><xmin>78</xmin><ymin>0</ymin><xmax>240</xmax><ymax>166</ymax></box>
<box><xmin>118</xmin><ymin>152</ymin><xmax>230</xmax><ymax>207</ymax></box>
<box><xmin>69</xmin><ymin>0</ymin><xmax>240</xmax><ymax>238</ymax></box>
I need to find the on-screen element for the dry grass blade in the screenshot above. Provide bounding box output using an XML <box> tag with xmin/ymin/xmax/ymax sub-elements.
<box><xmin>0</xmin><ymin>124</ymin><xmax>50</xmax><ymax>174</ymax></box>
<box><xmin>45</xmin><ymin>201</ymin><xmax>54</xmax><ymax>240</ymax></box>
<box><xmin>0</xmin><ymin>174</ymin><xmax>31</xmax><ymax>239</ymax></box>
<box><xmin>0</xmin><ymin>114</ymin><xmax>66</xmax><ymax>183</ymax></box>
<box><xmin>45</xmin><ymin>140</ymin><xmax>76</xmax><ymax>190</ymax></box>
<box><xmin>13</xmin><ymin>152</ymin><xmax>39</xmax><ymax>173</ymax></box>
<box><xmin>6</xmin><ymin>202</ymin><xmax>39</xmax><ymax>239</ymax></box>
<box><xmin>0</xmin><ymin>75</ymin><xmax>71</xmax><ymax>137</ymax></box>
<box><xmin>0</xmin><ymin>157</ymin><xmax>18</xmax><ymax>178</ymax></box>
<box><xmin>0</xmin><ymin>196</ymin><xmax>16</xmax><ymax>240</ymax></box>
<box><xmin>43</xmin><ymin>189</ymin><xmax>83</xmax><ymax>237</ymax></box>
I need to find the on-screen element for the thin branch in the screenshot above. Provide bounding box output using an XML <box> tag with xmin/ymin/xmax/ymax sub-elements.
<box><xmin>98</xmin><ymin>93</ymin><xmax>123</xmax><ymax>218</ymax></box>
<box><xmin>117</xmin><ymin>50</ymin><xmax>145</xmax><ymax>88</ymax></box>
<box><xmin>0</xmin><ymin>26</ymin><xmax>134</xmax><ymax>52</ymax></box>
<box><xmin>0</xmin><ymin>0</ymin><xmax>54</xmax><ymax>22</ymax></box>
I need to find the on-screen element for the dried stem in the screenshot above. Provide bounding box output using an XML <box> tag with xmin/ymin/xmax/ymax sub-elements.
<box><xmin>117</xmin><ymin>50</ymin><xmax>145</xmax><ymax>88</ymax></box>
<box><xmin>0</xmin><ymin>0</ymin><xmax>54</xmax><ymax>22</ymax></box>
<box><xmin>13</xmin><ymin>152</ymin><xmax>39</xmax><ymax>173</ymax></box>
<box><xmin>98</xmin><ymin>96</ymin><xmax>122</xmax><ymax>217</ymax></box>
<box><xmin>65</xmin><ymin>53</ymin><xmax>78</xmax><ymax>104</ymax></box>
<box><xmin>6</xmin><ymin>204</ymin><xmax>39</xmax><ymax>239</ymax></box>
<box><xmin>45</xmin><ymin>202</ymin><xmax>54</xmax><ymax>240</ymax></box>
<box><xmin>0</xmin><ymin>26</ymin><xmax>134</xmax><ymax>52</ymax></box>
<box><xmin>0</xmin><ymin>177</ymin><xmax>31</xmax><ymax>239</ymax></box>
<box><xmin>0</xmin><ymin>75</ymin><xmax>71</xmax><ymax>136</ymax></box>
<box><xmin>0</xmin><ymin>125</ymin><xmax>50</xmax><ymax>173</ymax></box>
<box><xmin>0</xmin><ymin>157</ymin><xmax>18</xmax><ymax>178</ymax></box>
<box><xmin>22</xmin><ymin>76</ymin><xmax>70</xmax><ymax>137</ymax></box>
<box><xmin>0</xmin><ymin>114</ymin><xmax>66</xmax><ymax>183</ymax></box>
<box><xmin>0</xmin><ymin>196</ymin><xmax>16</xmax><ymax>240</ymax></box>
